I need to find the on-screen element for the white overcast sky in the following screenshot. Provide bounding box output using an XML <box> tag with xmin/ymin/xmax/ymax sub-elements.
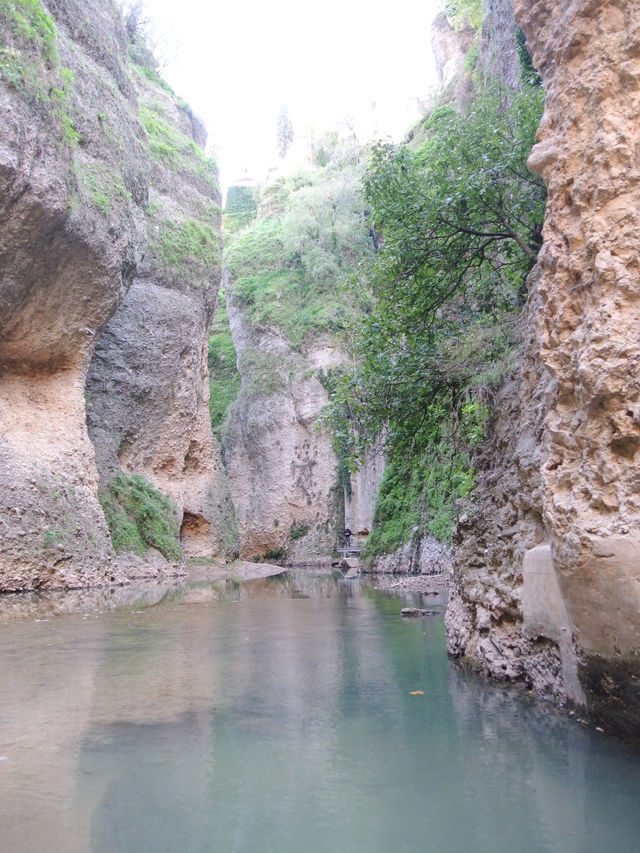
<box><xmin>139</xmin><ymin>0</ymin><xmax>443</xmax><ymax>191</ymax></box>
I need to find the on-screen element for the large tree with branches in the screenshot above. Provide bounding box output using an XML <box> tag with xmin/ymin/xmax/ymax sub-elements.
<box><xmin>325</xmin><ymin>84</ymin><xmax>545</xmax><ymax>466</ymax></box>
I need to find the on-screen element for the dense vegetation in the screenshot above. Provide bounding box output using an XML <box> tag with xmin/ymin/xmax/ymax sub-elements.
<box><xmin>325</xmin><ymin>81</ymin><xmax>545</xmax><ymax>555</ymax></box>
<box><xmin>224</xmin><ymin>139</ymin><xmax>374</xmax><ymax>350</ymax></box>
<box><xmin>99</xmin><ymin>473</ymin><xmax>183</xmax><ymax>561</ymax></box>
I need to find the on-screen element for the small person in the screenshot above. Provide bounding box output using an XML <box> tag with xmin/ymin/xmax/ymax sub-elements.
<box><xmin>344</xmin><ymin>527</ymin><xmax>352</xmax><ymax>548</ymax></box>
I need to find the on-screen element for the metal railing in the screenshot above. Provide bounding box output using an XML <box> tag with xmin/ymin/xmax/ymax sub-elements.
<box><xmin>336</xmin><ymin>540</ymin><xmax>361</xmax><ymax>557</ymax></box>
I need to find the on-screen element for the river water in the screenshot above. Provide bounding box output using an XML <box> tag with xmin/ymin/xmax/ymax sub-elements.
<box><xmin>0</xmin><ymin>570</ymin><xmax>639</xmax><ymax>853</ymax></box>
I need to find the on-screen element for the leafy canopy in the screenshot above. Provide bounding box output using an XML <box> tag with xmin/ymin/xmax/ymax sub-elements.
<box><xmin>325</xmin><ymin>83</ymin><xmax>545</xmax><ymax>469</ymax></box>
<box><xmin>225</xmin><ymin>147</ymin><xmax>374</xmax><ymax>349</ymax></box>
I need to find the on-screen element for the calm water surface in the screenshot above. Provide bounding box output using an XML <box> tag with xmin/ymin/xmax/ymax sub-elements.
<box><xmin>1</xmin><ymin>571</ymin><xmax>639</xmax><ymax>853</ymax></box>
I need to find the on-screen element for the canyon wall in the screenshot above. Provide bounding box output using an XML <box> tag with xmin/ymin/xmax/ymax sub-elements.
<box><xmin>447</xmin><ymin>0</ymin><xmax>640</xmax><ymax>741</ymax></box>
<box><xmin>85</xmin><ymin>61</ymin><xmax>235</xmax><ymax>561</ymax></box>
<box><xmin>224</xmin><ymin>292</ymin><xmax>343</xmax><ymax>562</ymax></box>
<box><xmin>0</xmin><ymin>0</ymin><xmax>229</xmax><ymax>590</ymax></box>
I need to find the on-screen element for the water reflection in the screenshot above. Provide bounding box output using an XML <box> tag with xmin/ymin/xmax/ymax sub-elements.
<box><xmin>0</xmin><ymin>573</ymin><xmax>638</xmax><ymax>852</ymax></box>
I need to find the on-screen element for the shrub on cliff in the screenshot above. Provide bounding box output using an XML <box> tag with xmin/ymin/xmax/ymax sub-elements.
<box><xmin>224</xmin><ymin>146</ymin><xmax>374</xmax><ymax>349</ymax></box>
<box><xmin>99</xmin><ymin>473</ymin><xmax>183</xmax><ymax>561</ymax></box>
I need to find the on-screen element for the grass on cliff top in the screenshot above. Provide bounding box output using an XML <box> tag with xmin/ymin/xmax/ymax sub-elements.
<box><xmin>0</xmin><ymin>0</ymin><xmax>80</xmax><ymax>143</ymax></box>
<box><xmin>99</xmin><ymin>472</ymin><xmax>183</xmax><ymax>562</ymax></box>
<box><xmin>224</xmin><ymin>146</ymin><xmax>374</xmax><ymax>350</ymax></box>
<box><xmin>139</xmin><ymin>98</ymin><xmax>219</xmax><ymax>194</ymax></box>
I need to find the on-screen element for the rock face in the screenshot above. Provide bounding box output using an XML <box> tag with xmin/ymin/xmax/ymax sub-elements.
<box><xmin>447</xmin><ymin>0</ymin><xmax>640</xmax><ymax>741</ymax></box>
<box><xmin>0</xmin><ymin>0</ymin><xmax>146</xmax><ymax>590</ymax></box>
<box><xmin>482</xmin><ymin>0</ymin><xmax>522</xmax><ymax>87</ymax></box>
<box><xmin>86</xmin><ymin>64</ymin><xmax>235</xmax><ymax>561</ymax></box>
<box><xmin>431</xmin><ymin>14</ymin><xmax>476</xmax><ymax>91</ymax></box>
<box><xmin>370</xmin><ymin>532</ymin><xmax>453</xmax><ymax>577</ymax></box>
<box><xmin>223</xmin><ymin>293</ymin><xmax>342</xmax><ymax>562</ymax></box>
<box><xmin>0</xmin><ymin>0</ymin><xmax>229</xmax><ymax>589</ymax></box>
<box><xmin>345</xmin><ymin>451</ymin><xmax>385</xmax><ymax>541</ymax></box>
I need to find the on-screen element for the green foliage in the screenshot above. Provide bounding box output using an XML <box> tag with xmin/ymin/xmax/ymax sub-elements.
<box><xmin>516</xmin><ymin>28</ymin><xmax>542</xmax><ymax>87</ymax></box>
<box><xmin>153</xmin><ymin>216</ymin><xmax>220</xmax><ymax>276</ymax></box>
<box><xmin>325</xmin><ymin>84</ymin><xmax>545</xmax><ymax>549</ymax></box>
<box><xmin>362</xmin><ymin>439</ymin><xmax>475</xmax><ymax>559</ymax></box>
<box><xmin>225</xmin><ymin>156</ymin><xmax>374</xmax><ymax>349</ymax></box>
<box><xmin>264</xmin><ymin>547</ymin><xmax>286</xmax><ymax>561</ymax></box>
<box><xmin>136</xmin><ymin>63</ymin><xmax>174</xmax><ymax>94</ymax></box>
<box><xmin>445</xmin><ymin>0</ymin><xmax>483</xmax><ymax>30</ymax></box>
<box><xmin>0</xmin><ymin>0</ymin><xmax>57</xmax><ymax>68</ymax></box>
<box><xmin>290</xmin><ymin>522</ymin><xmax>309</xmax><ymax>540</ymax></box>
<box><xmin>99</xmin><ymin>472</ymin><xmax>182</xmax><ymax>561</ymax></box>
<box><xmin>139</xmin><ymin>100</ymin><xmax>219</xmax><ymax>192</ymax></box>
<box><xmin>224</xmin><ymin>185</ymin><xmax>258</xmax><ymax>232</ymax></box>
<box><xmin>331</xmin><ymin>85</ymin><xmax>544</xmax><ymax>460</ymax></box>
<box><xmin>43</xmin><ymin>528</ymin><xmax>64</xmax><ymax>547</ymax></box>
<box><xmin>76</xmin><ymin>160</ymin><xmax>131</xmax><ymax>216</ymax></box>
<box><xmin>208</xmin><ymin>293</ymin><xmax>241</xmax><ymax>439</ymax></box>
<box><xmin>0</xmin><ymin>1</ymin><xmax>80</xmax><ymax>143</ymax></box>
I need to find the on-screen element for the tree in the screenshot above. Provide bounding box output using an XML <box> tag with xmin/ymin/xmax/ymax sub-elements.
<box><xmin>325</xmin><ymin>84</ymin><xmax>546</xmax><ymax>464</ymax></box>
<box><xmin>276</xmin><ymin>105</ymin><xmax>294</xmax><ymax>159</ymax></box>
<box><xmin>445</xmin><ymin>0</ymin><xmax>483</xmax><ymax>30</ymax></box>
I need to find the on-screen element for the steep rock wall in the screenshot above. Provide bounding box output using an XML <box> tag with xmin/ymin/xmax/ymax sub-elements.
<box><xmin>85</xmin><ymin>67</ymin><xmax>235</xmax><ymax>561</ymax></box>
<box><xmin>518</xmin><ymin>0</ymin><xmax>640</xmax><ymax>740</ymax></box>
<box><xmin>345</xmin><ymin>451</ymin><xmax>385</xmax><ymax>540</ymax></box>
<box><xmin>224</xmin><ymin>292</ymin><xmax>342</xmax><ymax>562</ymax></box>
<box><xmin>0</xmin><ymin>0</ymin><xmax>228</xmax><ymax>588</ymax></box>
<box><xmin>448</xmin><ymin>0</ymin><xmax>640</xmax><ymax>741</ymax></box>
<box><xmin>482</xmin><ymin>0</ymin><xmax>522</xmax><ymax>87</ymax></box>
<box><xmin>0</xmin><ymin>0</ymin><xmax>146</xmax><ymax>590</ymax></box>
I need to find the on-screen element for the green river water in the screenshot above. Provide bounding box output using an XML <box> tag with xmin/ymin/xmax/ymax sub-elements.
<box><xmin>0</xmin><ymin>570</ymin><xmax>639</xmax><ymax>852</ymax></box>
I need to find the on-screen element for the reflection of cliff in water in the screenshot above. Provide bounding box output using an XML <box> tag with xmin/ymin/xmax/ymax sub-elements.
<box><xmin>1</xmin><ymin>577</ymin><xmax>639</xmax><ymax>852</ymax></box>
<box><xmin>447</xmin><ymin>664</ymin><xmax>640</xmax><ymax>853</ymax></box>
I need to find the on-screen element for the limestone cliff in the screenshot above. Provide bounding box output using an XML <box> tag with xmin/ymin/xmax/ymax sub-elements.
<box><xmin>447</xmin><ymin>0</ymin><xmax>640</xmax><ymax>741</ymax></box>
<box><xmin>220</xmin><ymin>156</ymin><xmax>374</xmax><ymax>563</ymax></box>
<box><xmin>85</xmin><ymin>61</ymin><xmax>235</xmax><ymax>561</ymax></box>
<box><xmin>224</xmin><ymin>292</ymin><xmax>343</xmax><ymax>562</ymax></box>
<box><xmin>0</xmin><ymin>0</ymin><xmax>228</xmax><ymax>589</ymax></box>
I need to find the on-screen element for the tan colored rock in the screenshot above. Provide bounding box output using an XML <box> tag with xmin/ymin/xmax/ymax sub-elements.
<box><xmin>0</xmin><ymin>0</ymin><xmax>147</xmax><ymax>590</ymax></box>
<box><xmin>0</xmin><ymin>0</ymin><xmax>230</xmax><ymax>588</ymax></box>
<box><xmin>448</xmin><ymin>0</ymin><xmax>640</xmax><ymax>741</ymax></box>
<box><xmin>431</xmin><ymin>13</ymin><xmax>476</xmax><ymax>91</ymax></box>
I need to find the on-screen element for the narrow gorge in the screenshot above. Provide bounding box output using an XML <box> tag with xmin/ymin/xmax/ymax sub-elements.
<box><xmin>1</xmin><ymin>0</ymin><xmax>640</xmax><ymax>770</ymax></box>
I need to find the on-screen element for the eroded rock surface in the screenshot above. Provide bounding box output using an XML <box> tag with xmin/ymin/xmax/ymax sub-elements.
<box><xmin>448</xmin><ymin>0</ymin><xmax>640</xmax><ymax>741</ymax></box>
<box><xmin>224</xmin><ymin>293</ymin><xmax>342</xmax><ymax>562</ymax></box>
<box><xmin>0</xmin><ymin>0</ymin><xmax>230</xmax><ymax>589</ymax></box>
<box><xmin>86</xmin><ymin>68</ymin><xmax>235</xmax><ymax>561</ymax></box>
<box><xmin>0</xmin><ymin>0</ymin><xmax>146</xmax><ymax>589</ymax></box>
